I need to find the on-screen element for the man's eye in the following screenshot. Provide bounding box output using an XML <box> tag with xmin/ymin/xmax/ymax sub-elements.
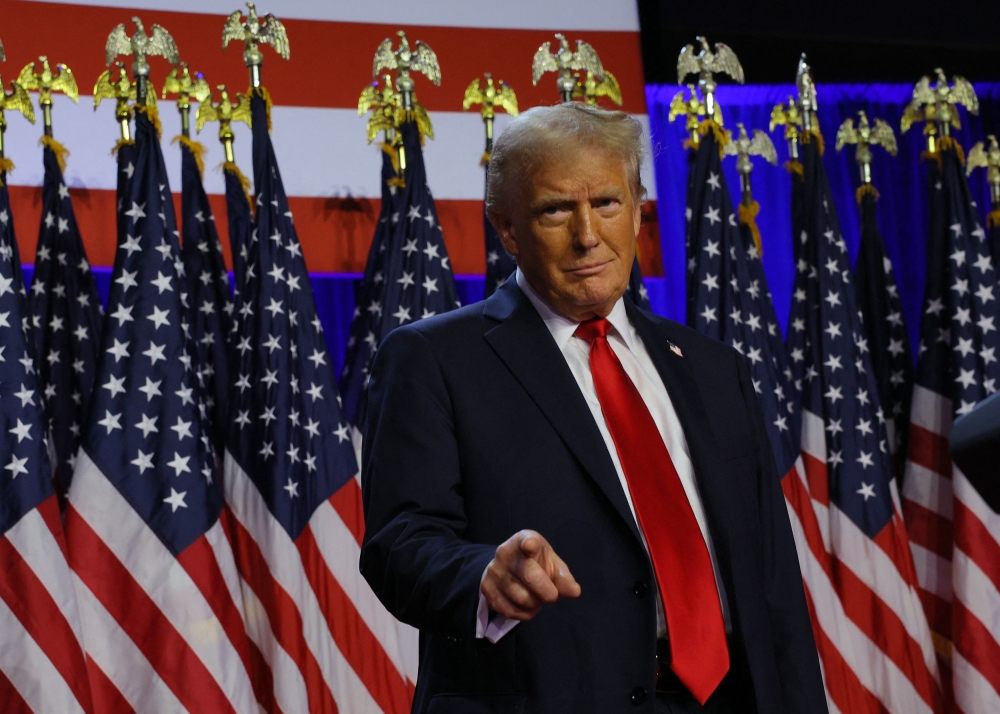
<box><xmin>595</xmin><ymin>198</ymin><xmax>617</xmax><ymax>208</ymax></box>
<box><xmin>542</xmin><ymin>206</ymin><xmax>562</xmax><ymax>215</ymax></box>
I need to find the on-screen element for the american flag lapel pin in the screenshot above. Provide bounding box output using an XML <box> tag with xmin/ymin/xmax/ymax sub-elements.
<box><xmin>669</xmin><ymin>341</ymin><xmax>683</xmax><ymax>358</ymax></box>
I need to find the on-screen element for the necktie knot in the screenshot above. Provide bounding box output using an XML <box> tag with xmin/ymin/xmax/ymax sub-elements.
<box><xmin>574</xmin><ymin>317</ymin><xmax>612</xmax><ymax>345</ymax></box>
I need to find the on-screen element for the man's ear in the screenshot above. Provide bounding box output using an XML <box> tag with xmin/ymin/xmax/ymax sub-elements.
<box><xmin>631</xmin><ymin>198</ymin><xmax>643</xmax><ymax>238</ymax></box>
<box><xmin>489</xmin><ymin>210</ymin><xmax>520</xmax><ymax>259</ymax></box>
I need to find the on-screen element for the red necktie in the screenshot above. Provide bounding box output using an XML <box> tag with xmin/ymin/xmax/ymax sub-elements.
<box><xmin>575</xmin><ymin>318</ymin><xmax>729</xmax><ymax>704</ymax></box>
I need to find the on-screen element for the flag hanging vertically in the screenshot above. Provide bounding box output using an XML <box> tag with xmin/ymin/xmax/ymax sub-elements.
<box><xmin>28</xmin><ymin>140</ymin><xmax>103</xmax><ymax>501</ymax></box>
<box><xmin>66</xmin><ymin>106</ymin><xmax>259</xmax><ymax>713</ymax></box>
<box><xmin>900</xmin><ymin>129</ymin><xmax>1000</xmax><ymax>709</ymax></box>
<box><xmin>836</xmin><ymin>111</ymin><xmax>913</xmax><ymax>472</ymax></box>
<box><xmin>177</xmin><ymin>136</ymin><xmax>233</xmax><ymax>453</ymax></box>
<box><xmin>484</xmin><ymin>164</ymin><xmax>516</xmax><ymax>298</ymax></box>
<box><xmin>0</xmin><ymin>128</ymin><xmax>93</xmax><ymax>714</ymax></box>
<box><xmin>788</xmin><ymin>125</ymin><xmax>943</xmax><ymax>713</ymax></box>
<box><xmin>224</xmin><ymin>89</ymin><xmax>417</xmax><ymax>714</ymax></box>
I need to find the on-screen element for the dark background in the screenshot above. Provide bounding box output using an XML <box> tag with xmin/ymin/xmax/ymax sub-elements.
<box><xmin>638</xmin><ymin>0</ymin><xmax>1000</xmax><ymax>84</ymax></box>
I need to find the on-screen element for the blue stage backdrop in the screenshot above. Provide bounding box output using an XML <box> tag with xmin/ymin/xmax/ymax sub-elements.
<box><xmin>21</xmin><ymin>83</ymin><xmax>1000</xmax><ymax>378</ymax></box>
<box><xmin>646</xmin><ymin>81</ymin><xmax>1000</xmax><ymax>355</ymax></box>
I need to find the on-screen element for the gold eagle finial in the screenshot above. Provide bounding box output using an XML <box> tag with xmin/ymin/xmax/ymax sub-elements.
<box><xmin>105</xmin><ymin>17</ymin><xmax>178</xmax><ymax>104</ymax></box>
<box><xmin>222</xmin><ymin>2</ymin><xmax>289</xmax><ymax>88</ymax></box>
<box><xmin>676</xmin><ymin>37</ymin><xmax>743</xmax><ymax>127</ymax></box>
<box><xmin>94</xmin><ymin>60</ymin><xmax>155</xmax><ymax>140</ymax></box>
<box><xmin>463</xmin><ymin>73</ymin><xmax>518</xmax><ymax>162</ymax></box>
<box><xmin>196</xmin><ymin>84</ymin><xmax>251</xmax><ymax>163</ymax></box>
<box><xmin>163</xmin><ymin>61</ymin><xmax>211</xmax><ymax>138</ymax></box>
<box><xmin>18</xmin><ymin>56</ymin><xmax>79</xmax><ymax>136</ymax></box>
<box><xmin>968</xmin><ymin>135</ymin><xmax>1000</xmax><ymax>212</ymax></box>
<box><xmin>724</xmin><ymin>122</ymin><xmax>777</xmax><ymax>203</ymax></box>
<box><xmin>571</xmin><ymin>70</ymin><xmax>622</xmax><ymax>107</ymax></box>
<box><xmin>359</xmin><ymin>75</ymin><xmax>402</xmax><ymax>144</ymax></box>
<box><xmin>0</xmin><ymin>41</ymin><xmax>36</xmax><ymax>162</ymax></box>
<box><xmin>902</xmin><ymin>68</ymin><xmax>978</xmax><ymax>147</ymax></box>
<box><xmin>836</xmin><ymin>110</ymin><xmax>897</xmax><ymax>185</ymax></box>
<box><xmin>669</xmin><ymin>84</ymin><xmax>710</xmax><ymax>145</ymax></box>
<box><xmin>532</xmin><ymin>33</ymin><xmax>605</xmax><ymax>102</ymax></box>
<box><xmin>372</xmin><ymin>31</ymin><xmax>440</xmax><ymax>113</ymax></box>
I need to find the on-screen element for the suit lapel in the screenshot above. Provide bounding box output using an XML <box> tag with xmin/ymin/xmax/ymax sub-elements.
<box><xmin>483</xmin><ymin>282</ymin><xmax>644</xmax><ymax>547</ymax></box>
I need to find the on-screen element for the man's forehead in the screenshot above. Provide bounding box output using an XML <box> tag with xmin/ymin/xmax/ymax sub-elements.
<box><xmin>527</xmin><ymin>153</ymin><xmax>630</xmax><ymax>193</ymax></box>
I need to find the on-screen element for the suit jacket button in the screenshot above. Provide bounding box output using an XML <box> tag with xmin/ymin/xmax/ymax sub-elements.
<box><xmin>630</xmin><ymin>686</ymin><xmax>647</xmax><ymax>705</ymax></box>
<box><xmin>632</xmin><ymin>581</ymin><xmax>648</xmax><ymax>598</ymax></box>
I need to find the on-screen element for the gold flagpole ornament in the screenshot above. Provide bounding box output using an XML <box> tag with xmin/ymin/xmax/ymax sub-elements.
<box><xmin>668</xmin><ymin>84</ymin><xmax>708</xmax><ymax>147</ymax></box>
<box><xmin>196</xmin><ymin>84</ymin><xmax>251</xmax><ymax>164</ymax></box>
<box><xmin>723</xmin><ymin>123</ymin><xmax>777</xmax><ymax>254</ymax></box>
<box><xmin>17</xmin><ymin>56</ymin><xmax>78</xmax><ymax>138</ymax></box>
<box><xmin>358</xmin><ymin>75</ymin><xmax>401</xmax><ymax>145</ymax></box>
<box><xmin>769</xmin><ymin>96</ymin><xmax>803</xmax><ymax>161</ymax></box>
<box><xmin>532</xmin><ymin>33</ymin><xmax>604</xmax><ymax>103</ymax></box>
<box><xmin>93</xmin><ymin>62</ymin><xmax>137</xmax><ymax>141</ymax></box>
<box><xmin>902</xmin><ymin>68</ymin><xmax>978</xmax><ymax>155</ymax></box>
<box><xmin>163</xmin><ymin>62</ymin><xmax>211</xmax><ymax>138</ymax></box>
<box><xmin>222</xmin><ymin>2</ymin><xmax>289</xmax><ymax>90</ymax></box>
<box><xmin>835</xmin><ymin>110</ymin><xmax>898</xmax><ymax>187</ymax></box>
<box><xmin>463</xmin><ymin>73</ymin><xmax>518</xmax><ymax>163</ymax></box>
<box><xmin>0</xmin><ymin>41</ymin><xmax>36</xmax><ymax>167</ymax></box>
<box><xmin>795</xmin><ymin>54</ymin><xmax>818</xmax><ymax>134</ymax></box>
<box><xmin>105</xmin><ymin>17</ymin><xmax>179</xmax><ymax>105</ymax></box>
<box><xmin>968</xmin><ymin>136</ymin><xmax>1000</xmax><ymax>226</ymax></box>
<box><xmin>677</xmin><ymin>37</ymin><xmax>743</xmax><ymax>130</ymax></box>
<box><xmin>571</xmin><ymin>69</ymin><xmax>622</xmax><ymax>107</ymax></box>
<box><xmin>372</xmin><ymin>31</ymin><xmax>440</xmax><ymax>114</ymax></box>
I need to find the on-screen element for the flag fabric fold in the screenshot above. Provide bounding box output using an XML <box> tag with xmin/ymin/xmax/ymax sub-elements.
<box><xmin>27</xmin><ymin>144</ymin><xmax>103</xmax><ymax>499</ymax></box>
<box><xmin>224</xmin><ymin>91</ymin><xmax>417</xmax><ymax>714</ymax></box>
<box><xmin>787</xmin><ymin>137</ymin><xmax>943</xmax><ymax>714</ymax></box>
<box><xmin>178</xmin><ymin>138</ymin><xmax>233</xmax><ymax>454</ymax></box>
<box><xmin>65</xmin><ymin>110</ymin><xmax>258</xmax><ymax>714</ymax></box>
<box><xmin>853</xmin><ymin>186</ymin><xmax>913</xmax><ymax>471</ymax></box>
<box><xmin>482</xmin><ymin>164</ymin><xmax>515</xmax><ymax>299</ymax></box>
<box><xmin>0</xmin><ymin>156</ymin><xmax>93</xmax><ymax>714</ymax></box>
<box><xmin>224</xmin><ymin>164</ymin><xmax>253</xmax><ymax>310</ymax></box>
<box><xmin>901</xmin><ymin>143</ymin><xmax>1000</xmax><ymax>712</ymax></box>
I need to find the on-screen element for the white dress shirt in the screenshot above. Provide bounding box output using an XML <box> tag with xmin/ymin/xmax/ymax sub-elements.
<box><xmin>476</xmin><ymin>270</ymin><xmax>729</xmax><ymax>643</ymax></box>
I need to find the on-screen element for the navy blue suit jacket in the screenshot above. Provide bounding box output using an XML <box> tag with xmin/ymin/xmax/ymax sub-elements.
<box><xmin>361</xmin><ymin>279</ymin><xmax>827</xmax><ymax>714</ymax></box>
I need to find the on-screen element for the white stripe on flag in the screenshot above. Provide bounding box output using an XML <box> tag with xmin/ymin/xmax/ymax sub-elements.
<box><xmin>908</xmin><ymin>541</ymin><xmax>953</xmax><ymax>602</ymax></box>
<box><xmin>953</xmin><ymin>650</ymin><xmax>1000</xmax><ymax>714</ymax></box>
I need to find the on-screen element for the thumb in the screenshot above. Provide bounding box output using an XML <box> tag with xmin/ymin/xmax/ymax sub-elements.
<box><xmin>517</xmin><ymin>531</ymin><xmax>547</xmax><ymax>560</ymax></box>
<box><xmin>550</xmin><ymin>555</ymin><xmax>582</xmax><ymax>598</ymax></box>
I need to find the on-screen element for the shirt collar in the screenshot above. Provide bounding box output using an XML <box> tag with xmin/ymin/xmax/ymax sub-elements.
<box><xmin>515</xmin><ymin>268</ymin><xmax>634</xmax><ymax>352</ymax></box>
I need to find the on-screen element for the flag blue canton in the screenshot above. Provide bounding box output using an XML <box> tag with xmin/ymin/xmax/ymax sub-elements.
<box><xmin>914</xmin><ymin>149</ymin><xmax>999</xmax><ymax>414</ymax></box>
<box><xmin>340</xmin><ymin>147</ymin><xmax>400</xmax><ymax>427</ymax></box>
<box><xmin>27</xmin><ymin>147</ymin><xmax>103</xmax><ymax>494</ymax></box>
<box><xmin>854</xmin><ymin>190</ymin><xmax>913</xmax><ymax>459</ymax></box>
<box><xmin>227</xmin><ymin>93</ymin><xmax>357</xmax><ymax>540</ymax></box>
<box><xmin>0</xmin><ymin>173</ymin><xmax>54</xmax><ymax>535</ymax></box>
<box><xmin>339</xmin><ymin>121</ymin><xmax>458</xmax><ymax>428</ymax></box>
<box><xmin>179</xmin><ymin>142</ymin><xmax>234</xmax><ymax>453</ymax></box>
<box><xmin>483</xmin><ymin>165</ymin><xmax>515</xmax><ymax>299</ymax></box>
<box><xmin>789</xmin><ymin>141</ymin><xmax>895</xmax><ymax>536</ymax></box>
<box><xmin>224</xmin><ymin>166</ymin><xmax>253</xmax><ymax>310</ymax></box>
<box><xmin>687</xmin><ymin>131</ymin><xmax>799</xmax><ymax>475</ymax></box>
<box><xmin>81</xmin><ymin>112</ymin><xmax>221</xmax><ymax>556</ymax></box>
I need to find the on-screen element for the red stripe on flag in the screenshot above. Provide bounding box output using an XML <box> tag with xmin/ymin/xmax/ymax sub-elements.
<box><xmin>907</xmin><ymin>425</ymin><xmax>952</xmax><ymax>480</ymax></box>
<box><xmin>329</xmin><ymin>479</ymin><xmax>365</xmax><ymax>548</ymax></box>
<box><xmin>902</xmin><ymin>498</ymin><xmax>954</xmax><ymax>561</ymax></box>
<box><xmin>1</xmin><ymin>2</ymin><xmax>648</xmax><ymax>113</ymax></box>
<box><xmin>65</xmin><ymin>506</ymin><xmax>239</xmax><ymax>714</ymax></box>
<box><xmin>85</xmin><ymin>659</ymin><xmax>136</xmax><ymax>714</ymax></box>
<box><xmin>918</xmin><ymin>587</ymin><xmax>953</xmax><ymax>642</ymax></box>
<box><xmin>0</xmin><ymin>528</ymin><xmax>94</xmax><ymax>712</ymax></box>
<box><xmin>222</xmin><ymin>510</ymin><xmax>340</xmax><ymax>714</ymax></box>
<box><xmin>296</xmin><ymin>525</ymin><xmax>415</xmax><ymax>713</ymax></box>
<box><xmin>871</xmin><ymin>516</ymin><xmax>922</xmax><ymax>591</ymax></box>
<box><xmin>801</xmin><ymin>586</ymin><xmax>890</xmax><ymax>714</ymax></box>
<box><xmin>6</xmin><ymin>187</ymin><xmax>663</xmax><ymax>278</ymax></box>
<box><xmin>0</xmin><ymin>667</ymin><xmax>33</xmax><ymax>714</ymax></box>
<box><xmin>954</xmin><ymin>500</ymin><xmax>1000</xmax><ymax>593</ymax></box>
<box><xmin>801</xmin><ymin>451</ymin><xmax>831</xmax><ymax>506</ymax></box>
<box><xmin>953</xmin><ymin>600</ymin><xmax>1000</xmax><ymax>697</ymax></box>
<box><xmin>175</xmin><ymin>529</ymin><xmax>279</xmax><ymax>714</ymax></box>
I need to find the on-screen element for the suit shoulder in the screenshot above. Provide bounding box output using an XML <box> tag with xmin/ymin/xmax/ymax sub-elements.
<box><xmin>380</xmin><ymin>301</ymin><xmax>489</xmax><ymax>353</ymax></box>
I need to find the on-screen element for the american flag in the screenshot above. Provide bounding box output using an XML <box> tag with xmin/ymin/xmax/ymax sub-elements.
<box><xmin>901</xmin><ymin>143</ymin><xmax>1000</xmax><ymax>711</ymax></box>
<box><xmin>854</xmin><ymin>188</ymin><xmax>913</xmax><ymax>469</ymax></box>
<box><xmin>340</xmin><ymin>145</ymin><xmax>400</xmax><ymax>428</ymax></box>
<box><xmin>178</xmin><ymin>139</ymin><xmax>233</xmax><ymax>454</ymax></box>
<box><xmin>224</xmin><ymin>162</ymin><xmax>253</xmax><ymax>312</ymax></box>
<box><xmin>627</xmin><ymin>258</ymin><xmax>651</xmax><ymax>310</ymax></box>
<box><xmin>340</xmin><ymin>120</ymin><xmax>458</xmax><ymax>431</ymax></box>
<box><xmin>483</xmin><ymin>164</ymin><xmax>515</xmax><ymax>299</ymax></box>
<box><xmin>65</xmin><ymin>110</ymin><xmax>259</xmax><ymax>713</ymax></box>
<box><xmin>0</xmin><ymin>162</ymin><xmax>93</xmax><ymax>712</ymax></box>
<box><xmin>27</xmin><ymin>144</ymin><xmax>103</xmax><ymax>501</ymax></box>
<box><xmin>788</xmin><ymin>138</ymin><xmax>943</xmax><ymax>713</ymax></box>
<box><xmin>224</xmin><ymin>91</ymin><xmax>417</xmax><ymax>713</ymax></box>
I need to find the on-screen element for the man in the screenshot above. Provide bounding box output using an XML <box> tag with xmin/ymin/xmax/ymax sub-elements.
<box><xmin>361</xmin><ymin>103</ymin><xmax>826</xmax><ymax>713</ymax></box>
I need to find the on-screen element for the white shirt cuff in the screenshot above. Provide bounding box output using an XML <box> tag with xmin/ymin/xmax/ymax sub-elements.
<box><xmin>476</xmin><ymin>590</ymin><xmax>519</xmax><ymax>643</ymax></box>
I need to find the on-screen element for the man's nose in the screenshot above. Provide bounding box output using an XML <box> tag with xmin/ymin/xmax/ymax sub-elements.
<box><xmin>571</xmin><ymin>206</ymin><xmax>601</xmax><ymax>250</ymax></box>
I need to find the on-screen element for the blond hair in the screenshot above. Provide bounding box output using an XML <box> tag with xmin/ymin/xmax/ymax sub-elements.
<box><xmin>486</xmin><ymin>102</ymin><xmax>646</xmax><ymax>218</ymax></box>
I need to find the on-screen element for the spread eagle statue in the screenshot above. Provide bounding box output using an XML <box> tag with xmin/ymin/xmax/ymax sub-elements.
<box><xmin>196</xmin><ymin>85</ymin><xmax>252</xmax><ymax>134</ymax></box>
<box><xmin>17</xmin><ymin>56</ymin><xmax>79</xmax><ymax>104</ymax></box>
<box><xmin>572</xmin><ymin>70</ymin><xmax>622</xmax><ymax>107</ymax></box>
<box><xmin>222</xmin><ymin>2</ymin><xmax>290</xmax><ymax>65</ymax></box>
<box><xmin>463</xmin><ymin>74</ymin><xmax>519</xmax><ymax>118</ymax></box>
<box><xmin>105</xmin><ymin>17</ymin><xmax>179</xmax><ymax>80</ymax></box>
<box><xmin>835</xmin><ymin>111</ymin><xmax>898</xmax><ymax>156</ymax></box>
<box><xmin>0</xmin><ymin>80</ymin><xmax>35</xmax><ymax>125</ymax></box>
<box><xmin>358</xmin><ymin>75</ymin><xmax>402</xmax><ymax>143</ymax></box>
<box><xmin>372</xmin><ymin>31</ymin><xmax>441</xmax><ymax>88</ymax></box>
<box><xmin>532</xmin><ymin>33</ymin><xmax>604</xmax><ymax>101</ymax></box>
<box><xmin>94</xmin><ymin>62</ymin><xmax>157</xmax><ymax>109</ymax></box>
<box><xmin>163</xmin><ymin>62</ymin><xmax>211</xmax><ymax>105</ymax></box>
<box><xmin>676</xmin><ymin>36</ymin><xmax>744</xmax><ymax>86</ymax></box>
<box><xmin>724</xmin><ymin>123</ymin><xmax>778</xmax><ymax>166</ymax></box>
<box><xmin>902</xmin><ymin>68</ymin><xmax>978</xmax><ymax>133</ymax></box>
<box><xmin>967</xmin><ymin>135</ymin><xmax>1000</xmax><ymax>177</ymax></box>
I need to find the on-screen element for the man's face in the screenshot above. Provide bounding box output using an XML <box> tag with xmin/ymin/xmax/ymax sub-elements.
<box><xmin>491</xmin><ymin>146</ymin><xmax>642</xmax><ymax>322</ymax></box>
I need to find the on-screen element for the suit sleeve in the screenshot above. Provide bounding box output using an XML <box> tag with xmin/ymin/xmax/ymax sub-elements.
<box><xmin>733</xmin><ymin>351</ymin><xmax>829</xmax><ymax>714</ymax></box>
<box><xmin>360</xmin><ymin>325</ymin><xmax>495</xmax><ymax>639</ymax></box>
